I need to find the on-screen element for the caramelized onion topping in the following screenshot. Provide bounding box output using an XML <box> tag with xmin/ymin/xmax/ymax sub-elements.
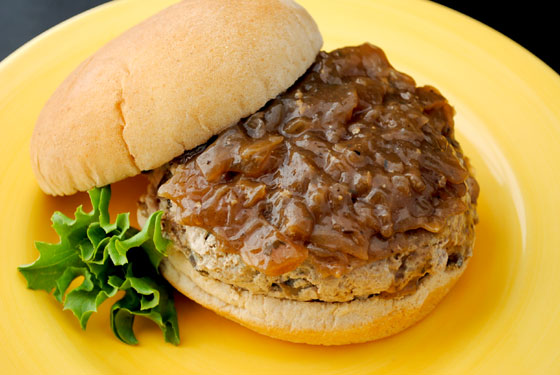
<box><xmin>159</xmin><ymin>44</ymin><xmax>478</xmax><ymax>277</ymax></box>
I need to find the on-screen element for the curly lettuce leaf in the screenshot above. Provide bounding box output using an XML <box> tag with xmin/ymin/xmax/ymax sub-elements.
<box><xmin>18</xmin><ymin>186</ymin><xmax>179</xmax><ymax>345</ymax></box>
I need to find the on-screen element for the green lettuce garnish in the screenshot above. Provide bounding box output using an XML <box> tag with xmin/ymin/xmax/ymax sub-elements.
<box><xmin>18</xmin><ymin>186</ymin><xmax>179</xmax><ymax>345</ymax></box>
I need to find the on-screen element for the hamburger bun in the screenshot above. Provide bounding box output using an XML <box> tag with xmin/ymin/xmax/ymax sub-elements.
<box><xmin>161</xmin><ymin>243</ymin><xmax>467</xmax><ymax>345</ymax></box>
<box><xmin>30</xmin><ymin>0</ymin><xmax>478</xmax><ymax>346</ymax></box>
<box><xmin>30</xmin><ymin>0</ymin><xmax>322</xmax><ymax>196</ymax></box>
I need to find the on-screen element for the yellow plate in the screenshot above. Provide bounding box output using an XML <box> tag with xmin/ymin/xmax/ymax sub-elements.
<box><xmin>1</xmin><ymin>0</ymin><xmax>559</xmax><ymax>373</ymax></box>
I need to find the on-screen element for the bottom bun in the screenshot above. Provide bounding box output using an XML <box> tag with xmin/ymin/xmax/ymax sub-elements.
<box><xmin>161</xmin><ymin>244</ymin><xmax>467</xmax><ymax>345</ymax></box>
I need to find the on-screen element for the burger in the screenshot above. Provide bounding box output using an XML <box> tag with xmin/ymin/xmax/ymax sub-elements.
<box><xmin>28</xmin><ymin>0</ymin><xmax>478</xmax><ymax>345</ymax></box>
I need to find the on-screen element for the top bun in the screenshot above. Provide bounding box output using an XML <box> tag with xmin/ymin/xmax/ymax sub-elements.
<box><xmin>30</xmin><ymin>0</ymin><xmax>322</xmax><ymax>195</ymax></box>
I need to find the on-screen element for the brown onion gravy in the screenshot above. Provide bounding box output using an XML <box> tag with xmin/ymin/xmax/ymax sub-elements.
<box><xmin>159</xmin><ymin>44</ymin><xmax>479</xmax><ymax>277</ymax></box>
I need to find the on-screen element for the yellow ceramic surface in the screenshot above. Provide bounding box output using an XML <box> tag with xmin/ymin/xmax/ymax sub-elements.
<box><xmin>1</xmin><ymin>0</ymin><xmax>559</xmax><ymax>373</ymax></box>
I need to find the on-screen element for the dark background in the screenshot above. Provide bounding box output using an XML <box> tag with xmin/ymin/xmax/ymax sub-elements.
<box><xmin>0</xmin><ymin>1</ymin><xmax>557</xmax><ymax>74</ymax></box>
